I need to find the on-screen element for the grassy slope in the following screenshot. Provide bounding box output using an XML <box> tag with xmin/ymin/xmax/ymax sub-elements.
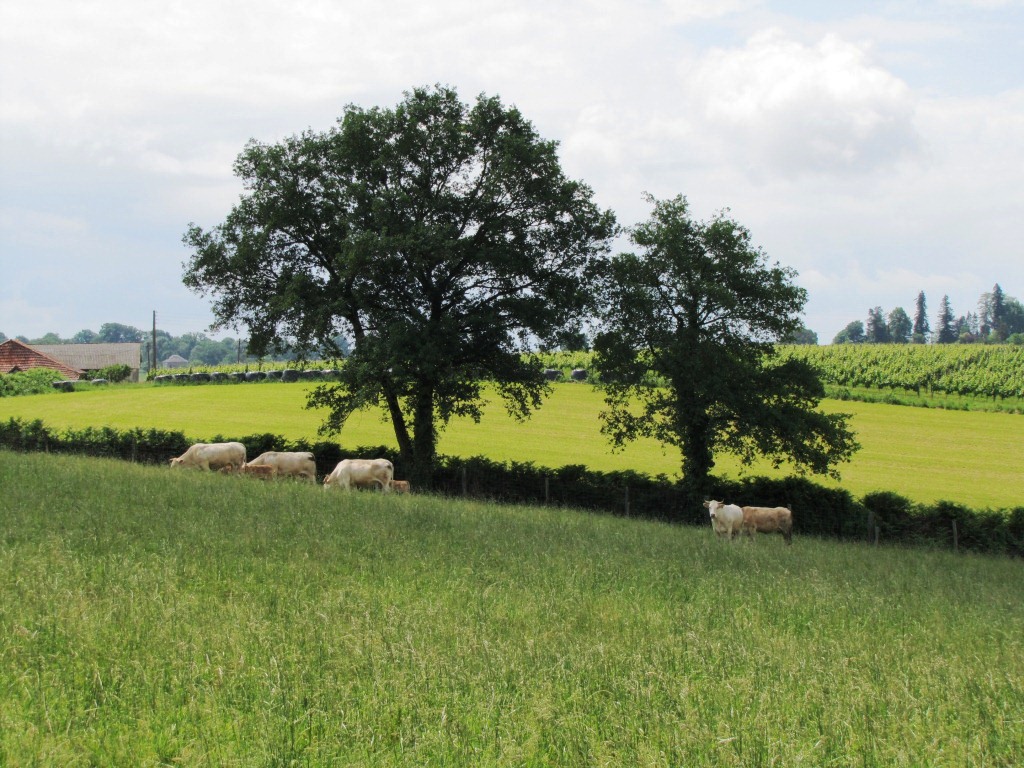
<box><xmin>1</xmin><ymin>451</ymin><xmax>1021</xmax><ymax>766</ymax></box>
<box><xmin>2</xmin><ymin>382</ymin><xmax>1023</xmax><ymax>508</ymax></box>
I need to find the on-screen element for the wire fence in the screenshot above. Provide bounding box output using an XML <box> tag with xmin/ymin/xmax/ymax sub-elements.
<box><xmin>2</xmin><ymin>417</ymin><xmax>1022</xmax><ymax>556</ymax></box>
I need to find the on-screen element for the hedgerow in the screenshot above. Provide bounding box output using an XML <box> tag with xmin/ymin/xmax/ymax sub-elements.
<box><xmin>3</xmin><ymin>416</ymin><xmax>1020</xmax><ymax>557</ymax></box>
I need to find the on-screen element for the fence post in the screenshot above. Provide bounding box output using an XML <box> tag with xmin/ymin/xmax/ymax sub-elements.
<box><xmin>624</xmin><ymin>486</ymin><xmax>630</xmax><ymax>517</ymax></box>
<box><xmin>544</xmin><ymin>476</ymin><xmax>550</xmax><ymax>505</ymax></box>
<box><xmin>952</xmin><ymin>520</ymin><xmax>959</xmax><ymax>553</ymax></box>
<box><xmin>867</xmin><ymin>510</ymin><xmax>874</xmax><ymax>542</ymax></box>
<box><xmin>461</xmin><ymin>466</ymin><xmax>467</xmax><ymax>497</ymax></box>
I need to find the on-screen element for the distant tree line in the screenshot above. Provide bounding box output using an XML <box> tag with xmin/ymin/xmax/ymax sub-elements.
<box><xmin>833</xmin><ymin>285</ymin><xmax>1024</xmax><ymax>345</ymax></box>
<box><xmin>0</xmin><ymin>323</ymin><xmax>350</xmax><ymax>374</ymax></box>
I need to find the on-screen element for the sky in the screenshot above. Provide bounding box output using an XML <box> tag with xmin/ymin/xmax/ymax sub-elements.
<box><xmin>1</xmin><ymin>0</ymin><xmax>1022</xmax><ymax>344</ymax></box>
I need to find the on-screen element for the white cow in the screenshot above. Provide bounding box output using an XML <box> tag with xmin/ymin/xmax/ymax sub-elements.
<box><xmin>245</xmin><ymin>451</ymin><xmax>317</xmax><ymax>482</ymax></box>
<box><xmin>170</xmin><ymin>442</ymin><xmax>246</xmax><ymax>473</ymax></box>
<box><xmin>703</xmin><ymin>499</ymin><xmax>744</xmax><ymax>540</ymax></box>
<box><xmin>323</xmin><ymin>458</ymin><xmax>394</xmax><ymax>492</ymax></box>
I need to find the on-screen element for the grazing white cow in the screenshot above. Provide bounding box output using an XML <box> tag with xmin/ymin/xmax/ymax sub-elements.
<box><xmin>170</xmin><ymin>442</ymin><xmax>246</xmax><ymax>474</ymax></box>
<box><xmin>391</xmin><ymin>480</ymin><xmax>411</xmax><ymax>494</ymax></box>
<box><xmin>741</xmin><ymin>506</ymin><xmax>794</xmax><ymax>544</ymax></box>
<box><xmin>245</xmin><ymin>451</ymin><xmax>317</xmax><ymax>482</ymax></box>
<box><xmin>323</xmin><ymin>458</ymin><xmax>394</xmax><ymax>492</ymax></box>
<box><xmin>703</xmin><ymin>499</ymin><xmax>744</xmax><ymax>540</ymax></box>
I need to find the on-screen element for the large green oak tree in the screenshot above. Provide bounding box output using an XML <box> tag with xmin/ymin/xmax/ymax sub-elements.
<box><xmin>182</xmin><ymin>86</ymin><xmax>616</xmax><ymax>483</ymax></box>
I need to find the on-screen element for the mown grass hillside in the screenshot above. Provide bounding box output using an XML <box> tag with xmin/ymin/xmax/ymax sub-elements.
<box><xmin>0</xmin><ymin>451</ymin><xmax>1021</xmax><ymax>766</ymax></box>
<box><xmin>2</xmin><ymin>382</ymin><xmax>1023</xmax><ymax>509</ymax></box>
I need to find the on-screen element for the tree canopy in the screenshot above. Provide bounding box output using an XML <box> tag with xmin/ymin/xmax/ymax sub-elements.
<box><xmin>832</xmin><ymin>320</ymin><xmax>865</xmax><ymax>345</ymax></box>
<box><xmin>182</xmin><ymin>85</ymin><xmax>616</xmax><ymax>482</ymax></box>
<box><xmin>593</xmin><ymin>194</ymin><xmax>858</xmax><ymax>495</ymax></box>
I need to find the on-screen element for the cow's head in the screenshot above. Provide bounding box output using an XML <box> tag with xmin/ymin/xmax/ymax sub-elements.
<box><xmin>703</xmin><ymin>499</ymin><xmax>723</xmax><ymax>519</ymax></box>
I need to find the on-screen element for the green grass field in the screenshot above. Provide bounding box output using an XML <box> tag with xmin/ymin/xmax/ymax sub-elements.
<box><xmin>1</xmin><ymin>451</ymin><xmax>1021</xmax><ymax>766</ymax></box>
<box><xmin>2</xmin><ymin>382</ymin><xmax>1023</xmax><ymax>508</ymax></box>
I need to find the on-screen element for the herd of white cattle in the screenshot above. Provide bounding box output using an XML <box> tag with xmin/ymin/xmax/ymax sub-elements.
<box><xmin>168</xmin><ymin>442</ymin><xmax>791</xmax><ymax>541</ymax></box>
<box><xmin>169</xmin><ymin>441</ymin><xmax>405</xmax><ymax>493</ymax></box>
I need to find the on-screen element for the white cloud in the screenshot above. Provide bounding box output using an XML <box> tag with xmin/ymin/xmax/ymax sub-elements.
<box><xmin>684</xmin><ymin>29</ymin><xmax>920</xmax><ymax>177</ymax></box>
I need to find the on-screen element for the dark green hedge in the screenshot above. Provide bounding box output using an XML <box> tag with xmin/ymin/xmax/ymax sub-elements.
<box><xmin>2</xmin><ymin>417</ymin><xmax>1020</xmax><ymax>557</ymax></box>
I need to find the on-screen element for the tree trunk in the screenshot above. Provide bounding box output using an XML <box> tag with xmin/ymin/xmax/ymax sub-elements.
<box><xmin>410</xmin><ymin>386</ymin><xmax>437</xmax><ymax>489</ymax></box>
<box><xmin>681</xmin><ymin>413</ymin><xmax>715</xmax><ymax>499</ymax></box>
<box><xmin>382</xmin><ymin>380</ymin><xmax>414</xmax><ymax>463</ymax></box>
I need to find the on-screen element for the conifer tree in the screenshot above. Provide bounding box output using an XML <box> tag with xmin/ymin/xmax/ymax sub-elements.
<box><xmin>935</xmin><ymin>295</ymin><xmax>957</xmax><ymax>343</ymax></box>
<box><xmin>912</xmin><ymin>291</ymin><xmax>929</xmax><ymax>343</ymax></box>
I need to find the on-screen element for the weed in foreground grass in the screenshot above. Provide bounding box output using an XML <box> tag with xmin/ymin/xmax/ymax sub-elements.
<box><xmin>0</xmin><ymin>450</ymin><xmax>1022</xmax><ymax>766</ymax></box>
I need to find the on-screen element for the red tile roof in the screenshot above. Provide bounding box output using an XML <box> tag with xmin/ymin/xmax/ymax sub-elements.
<box><xmin>0</xmin><ymin>339</ymin><xmax>85</xmax><ymax>379</ymax></box>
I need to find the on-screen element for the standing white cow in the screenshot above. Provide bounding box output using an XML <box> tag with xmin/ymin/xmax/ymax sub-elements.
<box><xmin>245</xmin><ymin>451</ymin><xmax>317</xmax><ymax>482</ymax></box>
<box><xmin>703</xmin><ymin>499</ymin><xmax>744</xmax><ymax>540</ymax></box>
<box><xmin>170</xmin><ymin>442</ymin><xmax>247</xmax><ymax>474</ymax></box>
<box><xmin>323</xmin><ymin>458</ymin><xmax>394</xmax><ymax>492</ymax></box>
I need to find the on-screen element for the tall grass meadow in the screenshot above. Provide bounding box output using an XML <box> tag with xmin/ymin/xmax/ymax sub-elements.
<box><xmin>1</xmin><ymin>450</ymin><xmax>1022</xmax><ymax>765</ymax></box>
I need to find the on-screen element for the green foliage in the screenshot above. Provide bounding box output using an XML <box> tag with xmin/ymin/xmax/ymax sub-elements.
<box><xmin>833</xmin><ymin>320</ymin><xmax>865</xmax><ymax>344</ymax></box>
<box><xmin>784</xmin><ymin>326</ymin><xmax>819</xmax><ymax>344</ymax></box>
<box><xmin>780</xmin><ymin>343</ymin><xmax>1024</xmax><ymax>399</ymax></box>
<box><xmin>887</xmin><ymin>306</ymin><xmax>912</xmax><ymax>343</ymax></box>
<box><xmin>594</xmin><ymin>194</ymin><xmax>858</xmax><ymax>493</ymax></box>
<box><xmin>183</xmin><ymin>85</ymin><xmax>616</xmax><ymax>484</ymax></box>
<box><xmin>97</xmin><ymin>322</ymin><xmax>145</xmax><ymax>343</ymax></box>
<box><xmin>96</xmin><ymin>363</ymin><xmax>132</xmax><ymax>383</ymax></box>
<box><xmin>0</xmin><ymin>367</ymin><xmax>64</xmax><ymax>397</ymax></box>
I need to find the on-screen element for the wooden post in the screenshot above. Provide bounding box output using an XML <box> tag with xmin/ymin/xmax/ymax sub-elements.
<box><xmin>152</xmin><ymin>311</ymin><xmax>158</xmax><ymax>372</ymax></box>
<box><xmin>624</xmin><ymin>486</ymin><xmax>630</xmax><ymax>517</ymax></box>
<box><xmin>461</xmin><ymin>466</ymin><xmax>467</xmax><ymax>497</ymax></box>
<box><xmin>952</xmin><ymin>520</ymin><xmax>959</xmax><ymax>553</ymax></box>
<box><xmin>544</xmin><ymin>476</ymin><xmax>550</xmax><ymax>505</ymax></box>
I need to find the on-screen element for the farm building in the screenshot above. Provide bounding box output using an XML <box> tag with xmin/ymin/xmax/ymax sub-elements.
<box><xmin>33</xmin><ymin>342</ymin><xmax>142</xmax><ymax>382</ymax></box>
<box><xmin>161</xmin><ymin>354</ymin><xmax>189</xmax><ymax>369</ymax></box>
<box><xmin>0</xmin><ymin>338</ymin><xmax>85</xmax><ymax>380</ymax></box>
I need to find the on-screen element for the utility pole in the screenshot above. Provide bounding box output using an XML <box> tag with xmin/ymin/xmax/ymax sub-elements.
<box><xmin>152</xmin><ymin>311</ymin><xmax>158</xmax><ymax>371</ymax></box>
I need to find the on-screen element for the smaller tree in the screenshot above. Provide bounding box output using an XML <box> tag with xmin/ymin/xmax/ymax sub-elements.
<box><xmin>833</xmin><ymin>321</ymin><xmax>865</xmax><ymax>344</ymax></box>
<box><xmin>190</xmin><ymin>338</ymin><xmax>233</xmax><ymax>366</ymax></box>
<box><xmin>72</xmin><ymin>329</ymin><xmax>98</xmax><ymax>344</ymax></box>
<box><xmin>865</xmin><ymin>307</ymin><xmax>890</xmax><ymax>343</ymax></box>
<box><xmin>98</xmin><ymin>323</ymin><xmax>144</xmax><ymax>343</ymax></box>
<box><xmin>887</xmin><ymin>307</ymin><xmax>912</xmax><ymax>343</ymax></box>
<box><xmin>935</xmin><ymin>295</ymin><xmax>957</xmax><ymax>343</ymax></box>
<box><xmin>912</xmin><ymin>291</ymin><xmax>929</xmax><ymax>343</ymax></box>
<box><xmin>552</xmin><ymin>328</ymin><xmax>591</xmax><ymax>352</ymax></box>
<box><xmin>956</xmin><ymin>311</ymin><xmax>981</xmax><ymax>343</ymax></box>
<box><xmin>784</xmin><ymin>326</ymin><xmax>819</xmax><ymax>345</ymax></box>
<box><xmin>1001</xmin><ymin>297</ymin><xmax>1024</xmax><ymax>338</ymax></box>
<box><xmin>979</xmin><ymin>283</ymin><xmax>1009</xmax><ymax>341</ymax></box>
<box><xmin>593</xmin><ymin>194</ymin><xmax>858</xmax><ymax>496</ymax></box>
<box><xmin>31</xmin><ymin>332</ymin><xmax>63</xmax><ymax>345</ymax></box>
